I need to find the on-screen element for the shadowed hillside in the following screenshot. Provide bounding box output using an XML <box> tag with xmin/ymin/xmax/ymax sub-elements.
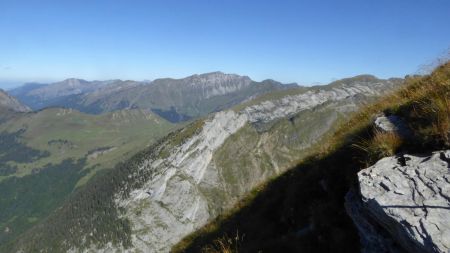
<box><xmin>172</xmin><ymin>62</ymin><xmax>450</xmax><ymax>253</ymax></box>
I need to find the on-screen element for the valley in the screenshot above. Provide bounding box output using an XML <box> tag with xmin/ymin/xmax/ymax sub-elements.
<box><xmin>0</xmin><ymin>107</ymin><xmax>179</xmax><ymax>246</ymax></box>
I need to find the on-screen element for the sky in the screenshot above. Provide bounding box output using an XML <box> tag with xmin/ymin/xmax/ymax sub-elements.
<box><xmin>0</xmin><ymin>0</ymin><xmax>449</xmax><ymax>89</ymax></box>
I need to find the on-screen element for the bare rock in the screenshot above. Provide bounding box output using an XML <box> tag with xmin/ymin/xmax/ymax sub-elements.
<box><xmin>374</xmin><ymin>114</ymin><xmax>411</xmax><ymax>137</ymax></box>
<box><xmin>348</xmin><ymin>151</ymin><xmax>450</xmax><ymax>253</ymax></box>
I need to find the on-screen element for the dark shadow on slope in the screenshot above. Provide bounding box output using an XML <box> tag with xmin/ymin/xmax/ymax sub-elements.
<box><xmin>152</xmin><ymin>107</ymin><xmax>193</xmax><ymax>123</ymax></box>
<box><xmin>175</xmin><ymin>126</ymin><xmax>377</xmax><ymax>253</ymax></box>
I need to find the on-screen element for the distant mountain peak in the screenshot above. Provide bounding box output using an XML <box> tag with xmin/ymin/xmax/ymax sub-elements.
<box><xmin>59</xmin><ymin>78</ymin><xmax>89</xmax><ymax>85</ymax></box>
<box><xmin>185</xmin><ymin>71</ymin><xmax>250</xmax><ymax>81</ymax></box>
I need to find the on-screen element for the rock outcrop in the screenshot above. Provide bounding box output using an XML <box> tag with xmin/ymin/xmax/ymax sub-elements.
<box><xmin>374</xmin><ymin>114</ymin><xmax>411</xmax><ymax>137</ymax></box>
<box><xmin>346</xmin><ymin>151</ymin><xmax>450</xmax><ymax>253</ymax></box>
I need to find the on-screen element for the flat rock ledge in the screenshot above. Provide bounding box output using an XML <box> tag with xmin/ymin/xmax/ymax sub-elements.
<box><xmin>346</xmin><ymin>150</ymin><xmax>450</xmax><ymax>253</ymax></box>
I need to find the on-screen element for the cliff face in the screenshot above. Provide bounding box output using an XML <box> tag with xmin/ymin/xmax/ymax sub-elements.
<box><xmin>243</xmin><ymin>80</ymin><xmax>396</xmax><ymax>124</ymax></box>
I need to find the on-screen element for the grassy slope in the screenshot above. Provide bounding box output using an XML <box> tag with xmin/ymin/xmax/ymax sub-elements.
<box><xmin>172</xmin><ymin>62</ymin><xmax>450</xmax><ymax>253</ymax></box>
<box><xmin>2</xmin><ymin>119</ymin><xmax>206</xmax><ymax>252</ymax></box>
<box><xmin>0</xmin><ymin>107</ymin><xmax>180</xmax><ymax>248</ymax></box>
<box><xmin>0</xmin><ymin>108</ymin><xmax>179</xmax><ymax>182</ymax></box>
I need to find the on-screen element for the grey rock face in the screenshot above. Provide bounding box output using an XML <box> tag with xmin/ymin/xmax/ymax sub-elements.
<box><xmin>345</xmin><ymin>188</ymin><xmax>404</xmax><ymax>253</ymax></box>
<box><xmin>114</xmin><ymin>111</ymin><xmax>248</xmax><ymax>252</ymax></box>
<box><xmin>244</xmin><ymin>81</ymin><xmax>396</xmax><ymax>124</ymax></box>
<box><xmin>349</xmin><ymin>151</ymin><xmax>450</xmax><ymax>253</ymax></box>
<box><xmin>168</xmin><ymin>71</ymin><xmax>254</xmax><ymax>99</ymax></box>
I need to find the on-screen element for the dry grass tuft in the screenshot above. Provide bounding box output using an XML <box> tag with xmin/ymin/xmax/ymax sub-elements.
<box><xmin>353</xmin><ymin>130</ymin><xmax>403</xmax><ymax>164</ymax></box>
<box><xmin>201</xmin><ymin>231</ymin><xmax>244</xmax><ymax>253</ymax></box>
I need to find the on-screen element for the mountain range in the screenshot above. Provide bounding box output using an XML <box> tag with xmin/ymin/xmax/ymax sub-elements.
<box><xmin>4</xmin><ymin>67</ymin><xmax>447</xmax><ymax>253</ymax></box>
<box><xmin>0</xmin><ymin>72</ymin><xmax>404</xmax><ymax>252</ymax></box>
<box><xmin>9</xmin><ymin>72</ymin><xmax>297</xmax><ymax>122</ymax></box>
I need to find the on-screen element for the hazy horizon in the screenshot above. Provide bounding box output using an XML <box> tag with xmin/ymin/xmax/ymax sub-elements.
<box><xmin>1</xmin><ymin>70</ymin><xmax>408</xmax><ymax>91</ymax></box>
<box><xmin>1</xmin><ymin>0</ymin><xmax>449</xmax><ymax>89</ymax></box>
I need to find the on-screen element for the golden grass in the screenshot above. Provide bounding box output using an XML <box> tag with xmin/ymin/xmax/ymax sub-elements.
<box><xmin>353</xmin><ymin>130</ymin><xmax>403</xmax><ymax>165</ymax></box>
<box><xmin>331</xmin><ymin>61</ymin><xmax>450</xmax><ymax>156</ymax></box>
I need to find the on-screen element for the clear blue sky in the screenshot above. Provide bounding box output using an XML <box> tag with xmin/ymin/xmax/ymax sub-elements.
<box><xmin>0</xmin><ymin>0</ymin><xmax>449</xmax><ymax>88</ymax></box>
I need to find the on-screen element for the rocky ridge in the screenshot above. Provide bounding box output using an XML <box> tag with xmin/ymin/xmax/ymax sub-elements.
<box><xmin>164</xmin><ymin>71</ymin><xmax>254</xmax><ymax>99</ymax></box>
<box><xmin>244</xmin><ymin>81</ymin><xmax>396</xmax><ymax>124</ymax></box>
<box><xmin>86</xmin><ymin>77</ymin><xmax>400</xmax><ymax>252</ymax></box>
